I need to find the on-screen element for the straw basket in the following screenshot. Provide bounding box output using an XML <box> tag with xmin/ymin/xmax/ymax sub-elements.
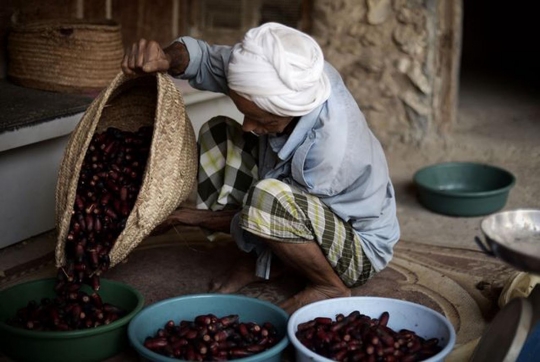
<box><xmin>7</xmin><ymin>19</ymin><xmax>124</xmax><ymax>94</ymax></box>
<box><xmin>55</xmin><ymin>72</ymin><xmax>198</xmax><ymax>268</ymax></box>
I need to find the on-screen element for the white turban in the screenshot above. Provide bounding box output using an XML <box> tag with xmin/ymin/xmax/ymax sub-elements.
<box><xmin>227</xmin><ymin>22</ymin><xmax>331</xmax><ymax>117</ymax></box>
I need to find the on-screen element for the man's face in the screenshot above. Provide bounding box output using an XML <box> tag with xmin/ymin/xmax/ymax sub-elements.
<box><xmin>229</xmin><ymin>91</ymin><xmax>294</xmax><ymax>136</ymax></box>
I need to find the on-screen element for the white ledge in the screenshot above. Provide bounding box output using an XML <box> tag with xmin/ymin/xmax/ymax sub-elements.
<box><xmin>183</xmin><ymin>90</ymin><xmax>225</xmax><ymax>105</ymax></box>
<box><xmin>0</xmin><ymin>113</ymin><xmax>83</xmax><ymax>153</ymax></box>
<box><xmin>0</xmin><ymin>85</ymin><xmax>226</xmax><ymax>153</ymax></box>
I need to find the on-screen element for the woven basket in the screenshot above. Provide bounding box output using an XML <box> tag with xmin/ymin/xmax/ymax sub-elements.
<box><xmin>55</xmin><ymin>72</ymin><xmax>198</xmax><ymax>268</ymax></box>
<box><xmin>7</xmin><ymin>19</ymin><xmax>124</xmax><ymax>94</ymax></box>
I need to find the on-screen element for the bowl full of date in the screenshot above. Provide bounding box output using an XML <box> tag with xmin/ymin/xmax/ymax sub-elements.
<box><xmin>0</xmin><ymin>277</ymin><xmax>144</xmax><ymax>362</ymax></box>
<box><xmin>128</xmin><ymin>293</ymin><xmax>289</xmax><ymax>362</ymax></box>
<box><xmin>287</xmin><ymin>296</ymin><xmax>456</xmax><ymax>362</ymax></box>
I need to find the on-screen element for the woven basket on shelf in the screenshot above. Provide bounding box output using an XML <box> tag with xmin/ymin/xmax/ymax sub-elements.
<box><xmin>55</xmin><ymin>72</ymin><xmax>198</xmax><ymax>268</ymax></box>
<box><xmin>7</xmin><ymin>19</ymin><xmax>124</xmax><ymax>94</ymax></box>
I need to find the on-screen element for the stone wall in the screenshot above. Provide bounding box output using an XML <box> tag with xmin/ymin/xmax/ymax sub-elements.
<box><xmin>1</xmin><ymin>0</ymin><xmax>462</xmax><ymax>144</ymax></box>
<box><xmin>312</xmin><ymin>0</ymin><xmax>462</xmax><ymax>146</ymax></box>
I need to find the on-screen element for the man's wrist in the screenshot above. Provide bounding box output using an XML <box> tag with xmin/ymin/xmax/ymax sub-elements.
<box><xmin>164</xmin><ymin>41</ymin><xmax>189</xmax><ymax>77</ymax></box>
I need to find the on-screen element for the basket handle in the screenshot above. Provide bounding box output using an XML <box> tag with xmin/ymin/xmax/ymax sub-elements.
<box><xmin>474</xmin><ymin>236</ymin><xmax>495</xmax><ymax>257</ymax></box>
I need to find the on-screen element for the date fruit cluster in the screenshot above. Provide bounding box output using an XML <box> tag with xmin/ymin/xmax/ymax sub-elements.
<box><xmin>144</xmin><ymin>314</ymin><xmax>280</xmax><ymax>361</ymax></box>
<box><xmin>58</xmin><ymin>126</ymin><xmax>153</xmax><ymax>293</ymax></box>
<box><xmin>7</xmin><ymin>126</ymin><xmax>153</xmax><ymax>332</ymax></box>
<box><xmin>6</xmin><ymin>290</ymin><xmax>125</xmax><ymax>331</ymax></box>
<box><xmin>295</xmin><ymin>310</ymin><xmax>442</xmax><ymax>362</ymax></box>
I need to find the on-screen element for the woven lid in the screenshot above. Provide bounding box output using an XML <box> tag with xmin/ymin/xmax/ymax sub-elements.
<box><xmin>9</xmin><ymin>19</ymin><xmax>121</xmax><ymax>32</ymax></box>
<box><xmin>55</xmin><ymin>72</ymin><xmax>198</xmax><ymax>268</ymax></box>
<box><xmin>8</xmin><ymin>19</ymin><xmax>124</xmax><ymax>93</ymax></box>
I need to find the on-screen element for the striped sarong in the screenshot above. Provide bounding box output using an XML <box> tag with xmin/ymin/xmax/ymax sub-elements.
<box><xmin>196</xmin><ymin>116</ymin><xmax>375</xmax><ymax>287</ymax></box>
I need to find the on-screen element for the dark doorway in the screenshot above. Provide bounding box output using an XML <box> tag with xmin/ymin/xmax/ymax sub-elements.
<box><xmin>460</xmin><ymin>1</ymin><xmax>540</xmax><ymax>90</ymax></box>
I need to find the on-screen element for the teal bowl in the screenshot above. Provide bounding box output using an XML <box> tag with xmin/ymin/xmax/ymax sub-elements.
<box><xmin>0</xmin><ymin>278</ymin><xmax>144</xmax><ymax>362</ymax></box>
<box><xmin>413</xmin><ymin>162</ymin><xmax>516</xmax><ymax>217</ymax></box>
<box><xmin>128</xmin><ymin>294</ymin><xmax>289</xmax><ymax>362</ymax></box>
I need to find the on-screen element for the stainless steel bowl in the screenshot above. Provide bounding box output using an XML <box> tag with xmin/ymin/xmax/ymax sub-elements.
<box><xmin>475</xmin><ymin>209</ymin><xmax>540</xmax><ymax>273</ymax></box>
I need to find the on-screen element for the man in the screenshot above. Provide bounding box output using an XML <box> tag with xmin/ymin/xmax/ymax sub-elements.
<box><xmin>121</xmin><ymin>22</ymin><xmax>400</xmax><ymax>314</ymax></box>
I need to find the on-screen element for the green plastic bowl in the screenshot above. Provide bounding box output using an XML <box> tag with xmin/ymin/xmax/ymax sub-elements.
<box><xmin>413</xmin><ymin>162</ymin><xmax>516</xmax><ymax>217</ymax></box>
<box><xmin>0</xmin><ymin>278</ymin><xmax>144</xmax><ymax>362</ymax></box>
<box><xmin>128</xmin><ymin>294</ymin><xmax>289</xmax><ymax>362</ymax></box>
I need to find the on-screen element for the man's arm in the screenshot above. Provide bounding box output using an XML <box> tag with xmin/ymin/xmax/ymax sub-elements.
<box><xmin>121</xmin><ymin>37</ymin><xmax>233</xmax><ymax>95</ymax></box>
<box><xmin>175</xmin><ymin>37</ymin><xmax>233</xmax><ymax>94</ymax></box>
<box><xmin>151</xmin><ymin>207</ymin><xmax>241</xmax><ymax>235</ymax></box>
<box><xmin>164</xmin><ymin>41</ymin><xmax>190</xmax><ymax>77</ymax></box>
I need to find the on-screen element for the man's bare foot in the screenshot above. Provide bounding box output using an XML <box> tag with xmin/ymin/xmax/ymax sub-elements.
<box><xmin>209</xmin><ymin>254</ymin><xmax>261</xmax><ymax>293</ymax></box>
<box><xmin>278</xmin><ymin>284</ymin><xmax>351</xmax><ymax>315</ymax></box>
<box><xmin>209</xmin><ymin>254</ymin><xmax>291</xmax><ymax>293</ymax></box>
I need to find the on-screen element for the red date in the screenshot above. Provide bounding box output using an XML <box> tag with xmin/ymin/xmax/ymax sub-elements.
<box><xmin>58</xmin><ymin>126</ymin><xmax>152</xmax><ymax>295</ymax></box>
<box><xmin>143</xmin><ymin>314</ymin><xmax>280</xmax><ymax>360</ymax></box>
<box><xmin>6</xmin><ymin>127</ymin><xmax>152</xmax><ymax>332</ymax></box>
<box><xmin>6</xmin><ymin>292</ymin><xmax>126</xmax><ymax>331</ymax></box>
<box><xmin>295</xmin><ymin>311</ymin><xmax>442</xmax><ymax>362</ymax></box>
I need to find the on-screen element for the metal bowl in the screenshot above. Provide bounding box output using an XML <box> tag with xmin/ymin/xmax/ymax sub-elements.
<box><xmin>475</xmin><ymin>209</ymin><xmax>540</xmax><ymax>273</ymax></box>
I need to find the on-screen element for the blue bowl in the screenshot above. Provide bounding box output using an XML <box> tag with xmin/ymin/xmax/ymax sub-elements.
<box><xmin>128</xmin><ymin>294</ymin><xmax>289</xmax><ymax>362</ymax></box>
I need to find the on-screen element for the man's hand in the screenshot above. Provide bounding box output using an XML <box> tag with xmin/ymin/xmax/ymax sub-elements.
<box><xmin>121</xmin><ymin>39</ymin><xmax>189</xmax><ymax>76</ymax></box>
<box><xmin>149</xmin><ymin>207</ymin><xmax>241</xmax><ymax>236</ymax></box>
<box><xmin>121</xmin><ymin>39</ymin><xmax>170</xmax><ymax>75</ymax></box>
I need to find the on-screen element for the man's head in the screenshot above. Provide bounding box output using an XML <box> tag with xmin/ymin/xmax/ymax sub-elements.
<box><xmin>227</xmin><ymin>22</ymin><xmax>331</xmax><ymax>122</ymax></box>
<box><xmin>229</xmin><ymin>90</ymin><xmax>294</xmax><ymax>136</ymax></box>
